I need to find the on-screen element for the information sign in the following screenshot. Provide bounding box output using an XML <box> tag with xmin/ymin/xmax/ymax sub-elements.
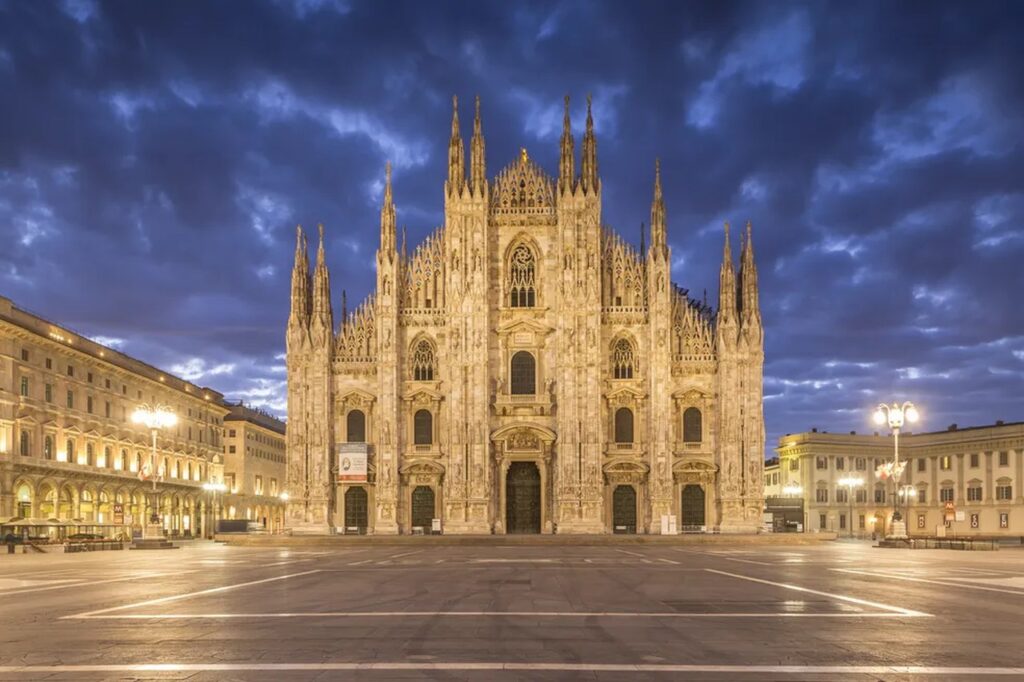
<box><xmin>337</xmin><ymin>443</ymin><xmax>368</xmax><ymax>482</ymax></box>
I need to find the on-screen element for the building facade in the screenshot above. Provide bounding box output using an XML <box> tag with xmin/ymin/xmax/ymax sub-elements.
<box><xmin>223</xmin><ymin>403</ymin><xmax>287</xmax><ymax>531</ymax></box>
<box><xmin>286</xmin><ymin>96</ymin><xmax>765</xmax><ymax>535</ymax></box>
<box><xmin>0</xmin><ymin>296</ymin><xmax>229</xmax><ymax>538</ymax></box>
<box><xmin>774</xmin><ymin>422</ymin><xmax>1024</xmax><ymax>538</ymax></box>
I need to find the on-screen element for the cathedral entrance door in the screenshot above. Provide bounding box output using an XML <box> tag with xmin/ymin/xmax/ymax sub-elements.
<box><xmin>505</xmin><ymin>461</ymin><xmax>541</xmax><ymax>534</ymax></box>
<box><xmin>411</xmin><ymin>486</ymin><xmax>435</xmax><ymax>531</ymax></box>
<box><xmin>612</xmin><ymin>485</ymin><xmax>637</xmax><ymax>534</ymax></box>
<box><xmin>344</xmin><ymin>487</ymin><xmax>368</xmax><ymax>534</ymax></box>
<box><xmin>680</xmin><ymin>484</ymin><xmax>706</xmax><ymax>530</ymax></box>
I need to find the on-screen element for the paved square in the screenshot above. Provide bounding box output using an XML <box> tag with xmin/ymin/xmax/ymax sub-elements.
<box><xmin>2</xmin><ymin>540</ymin><xmax>1023</xmax><ymax>679</ymax></box>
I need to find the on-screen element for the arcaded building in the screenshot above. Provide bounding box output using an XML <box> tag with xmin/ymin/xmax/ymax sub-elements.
<box><xmin>285</xmin><ymin>96</ymin><xmax>765</xmax><ymax>535</ymax></box>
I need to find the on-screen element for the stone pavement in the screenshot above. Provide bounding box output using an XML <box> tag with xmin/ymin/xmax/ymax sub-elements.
<box><xmin>1</xmin><ymin>539</ymin><xmax>1023</xmax><ymax>680</ymax></box>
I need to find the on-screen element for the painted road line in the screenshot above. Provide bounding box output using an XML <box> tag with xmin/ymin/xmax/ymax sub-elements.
<box><xmin>706</xmin><ymin>569</ymin><xmax>931</xmax><ymax>617</ymax></box>
<box><xmin>0</xmin><ymin>572</ymin><xmax>190</xmax><ymax>597</ymax></box>
<box><xmin>615</xmin><ymin>549</ymin><xmax>647</xmax><ymax>558</ymax></box>
<box><xmin>657</xmin><ymin>558</ymin><xmax>681</xmax><ymax>565</ymax></box>
<box><xmin>832</xmin><ymin>568</ymin><xmax>1024</xmax><ymax>597</ymax></box>
<box><xmin>0</xmin><ymin>663</ymin><xmax>1021</xmax><ymax>675</ymax></box>
<box><xmin>347</xmin><ymin>559</ymin><xmax>374</xmax><ymax>565</ymax></box>
<box><xmin>62</xmin><ymin>570</ymin><xmax>321</xmax><ymax>619</ymax></box>
<box><xmin>672</xmin><ymin>548</ymin><xmax>772</xmax><ymax>566</ymax></box>
<box><xmin>471</xmin><ymin>558</ymin><xmax>556</xmax><ymax>563</ymax></box>
<box><xmin>66</xmin><ymin>610</ymin><xmax>923</xmax><ymax>620</ymax></box>
<box><xmin>386</xmin><ymin>550</ymin><xmax>424</xmax><ymax>559</ymax></box>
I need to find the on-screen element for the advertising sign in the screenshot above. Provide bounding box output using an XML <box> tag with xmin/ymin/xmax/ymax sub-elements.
<box><xmin>337</xmin><ymin>443</ymin><xmax>368</xmax><ymax>482</ymax></box>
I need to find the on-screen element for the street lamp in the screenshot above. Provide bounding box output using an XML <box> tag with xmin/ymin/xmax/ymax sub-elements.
<box><xmin>202</xmin><ymin>481</ymin><xmax>227</xmax><ymax>539</ymax></box>
<box><xmin>132</xmin><ymin>404</ymin><xmax>177</xmax><ymax>540</ymax></box>
<box><xmin>872</xmin><ymin>401</ymin><xmax>919</xmax><ymax>540</ymax></box>
<box><xmin>838</xmin><ymin>475</ymin><xmax>864</xmax><ymax>539</ymax></box>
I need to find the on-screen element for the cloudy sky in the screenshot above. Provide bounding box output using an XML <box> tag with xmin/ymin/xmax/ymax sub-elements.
<box><xmin>2</xmin><ymin>1</ymin><xmax>1022</xmax><ymax>453</ymax></box>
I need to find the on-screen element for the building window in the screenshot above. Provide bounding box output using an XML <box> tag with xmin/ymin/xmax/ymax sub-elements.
<box><xmin>815</xmin><ymin>488</ymin><xmax>828</xmax><ymax>503</ymax></box>
<box><xmin>105</xmin><ymin>378</ymin><xmax>111</xmax><ymax>389</ymax></box>
<box><xmin>816</xmin><ymin>456</ymin><xmax>827</xmax><ymax>470</ymax></box>
<box><xmin>255</xmin><ymin>475</ymin><xmax>263</xmax><ymax>495</ymax></box>
<box><xmin>614</xmin><ymin>407</ymin><xmax>634</xmax><ymax>444</ymax></box>
<box><xmin>45</xmin><ymin>358</ymin><xmax>52</xmax><ymax>369</ymax></box>
<box><xmin>612</xmin><ymin>339</ymin><xmax>635</xmax><ymax>379</ymax></box>
<box><xmin>510</xmin><ymin>351</ymin><xmax>536</xmax><ymax>395</ymax></box>
<box><xmin>940</xmin><ymin>487</ymin><xmax>954</xmax><ymax>502</ymax></box>
<box><xmin>21</xmin><ymin>348</ymin><xmax>29</xmax><ymax>361</ymax></box>
<box><xmin>19</xmin><ymin>377</ymin><xmax>29</xmax><ymax>397</ymax></box>
<box><xmin>683</xmin><ymin>407</ymin><xmax>702</xmax><ymax>443</ymax></box>
<box><xmin>859</xmin><ymin>514</ymin><xmax>865</xmax><ymax>530</ymax></box>
<box><xmin>508</xmin><ymin>244</ymin><xmax>537</xmax><ymax>307</ymax></box>
<box><xmin>105</xmin><ymin>401</ymin><xmax>111</xmax><ymax>418</ymax></box>
<box><xmin>87</xmin><ymin>396</ymin><xmax>93</xmax><ymax>414</ymax></box>
<box><xmin>103</xmin><ymin>446</ymin><xmax>112</xmax><ymax>468</ymax></box>
<box><xmin>65</xmin><ymin>439</ymin><xmax>75</xmax><ymax>462</ymax></box>
<box><xmin>87</xmin><ymin>372</ymin><xmax>93</xmax><ymax>383</ymax></box>
<box><xmin>413</xmin><ymin>409</ymin><xmax>433</xmax><ymax>445</ymax></box>
<box><xmin>917</xmin><ymin>458</ymin><xmax>926</xmax><ymax>472</ymax></box>
<box><xmin>66</xmin><ymin>390</ymin><xmax>74</xmax><ymax>409</ymax></box>
<box><xmin>229</xmin><ymin>429</ymin><xmax>236</xmax><ymax>438</ymax></box>
<box><xmin>855</xmin><ymin>457</ymin><xmax>866</xmax><ymax>471</ymax></box>
<box><xmin>44</xmin><ymin>436</ymin><xmax>53</xmax><ymax>460</ymax></box>
<box><xmin>996</xmin><ymin>484</ymin><xmax>1012</xmax><ymax>501</ymax></box>
<box><xmin>228</xmin><ymin>445</ymin><xmax>237</xmax><ymax>454</ymax></box>
<box><xmin>19</xmin><ymin>431</ymin><xmax>30</xmax><ymax>456</ymax></box>
<box><xmin>412</xmin><ymin>339</ymin><xmax>435</xmax><ymax>381</ymax></box>
<box><xmin>970</xmin><ymin>453</ymin><xmax>979</xmax><ymax>468</ymax></box>
<box><xmin>835</xmin><ymin>457</ymin><xmax>845</xmax><ymax>471</ymax></box>
<box><xmin>839</xmin><ymin>514</ymin><xmax>846</xmax><ymax>530</ymax></box>
<box><xmin>819</xmin><ymin>513</ymin><xmax>827</xmax><ymax>530</ymax></box>
<box><xmin>874</xmin><ymin>487</ymin><xmax>886</xmax><ymax>504</ymax></box>
<box><xmin>346</xmin><ymin>410</ymin><xmax>366</xmax><ymax>443</ymax></box>
<box><xmin>86</xmin><ymin>443</ymin><xmax>94</xmax><ymax>466</ymax></box>
<box><xmin>836</xmin><ymin>488</ymin><xmax>848</xmax><ymax>503</ymax></box>
<box><xmin>270</xmin><ymin>478</ymin><xmax>278</xmax><ymax>496</ymax></box>
<box><xmin>45</xmin><ymin>383</ymin><xmax>52</xmax><ymax>402</ymax></box>
<box><xmin>855</xmin><ymin>489</ymin><xmax>867</xmax><ymax>503</ymax></box>
<box><xmin>999</xmin><ymin>451</ymin><xmax>1009</xmax><ymax>467</ymax></box>
<box><xmin>967</xmin><ymin>486</ymin><xmax>982</xmax><ymax>502</ymax></box>
<box><xmin>67</xmin><ymin>365</ymin><xmax>74</xmax><ymax>377</ymax></box>
<box><xmin>917</xmin><ymin>485</ymin><xmax>927</xmax><ymax>502</ymax></box>
<box><xmin>120</xmin><ymin>449</ymin><xmax>128</xmax><ymax>470</ymax></box>
<box><xmin>789</xmin><ymin>458</ymin><xmax>799</xmax><ymax>471</ymax></box>
<box><xmin>940</xmin><ymin>456</ymin><xmax>951</xmax><ymax>470</ymax></box>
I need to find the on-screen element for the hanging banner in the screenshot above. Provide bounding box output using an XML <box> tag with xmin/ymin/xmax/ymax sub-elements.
<box><xmin>337</xmin><ymin>443</ymin><xmax>368</xmax><ymax>482</ymax></box>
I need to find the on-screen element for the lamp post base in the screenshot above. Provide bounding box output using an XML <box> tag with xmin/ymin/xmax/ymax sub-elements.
<box><xmin>887</xmin><ymin>519</ymin><xmax>908</xmax><ymax>540</ymax></box>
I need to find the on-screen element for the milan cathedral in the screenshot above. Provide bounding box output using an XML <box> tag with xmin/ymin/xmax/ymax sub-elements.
<box><xmin>285</xmin><ymin>95</ymin><xmax>764</xmax><ymax>534</ymax></box>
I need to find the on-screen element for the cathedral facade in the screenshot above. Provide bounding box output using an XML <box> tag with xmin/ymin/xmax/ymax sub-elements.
<box><xmin>285</xmin><ymin>96</ymin><xmax>764</xmax><ymax>535</ymax></box>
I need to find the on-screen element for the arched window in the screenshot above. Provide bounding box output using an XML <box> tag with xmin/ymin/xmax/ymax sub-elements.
<box><xmin>120</xmin><ymin>449</ymin><xmax>128</xmax><ymax>470</ymax></box>
<box><xmin>346</xmin><ymin>410</ymin><xmax>366</xmax><ymax>443</ymax></box>
<box><xmin>44</xmin><ymin>436</ymin><xmax>53</xmax><ymax>460</ymax></box>
<box><xmin>134</xmin><ymin>452</ymin><xmax>142</xmax><ymax>472</ymax></box>
<box><xmin>86</xmin><ymin>443</ymin><xmax>94</xmax><ymax>466</ymax></box>
<box><xmin>19</xmin><ymin>431</ymin><xmax>29</xmax><ymax>456</ymax></box>
<box><xmin>683</xmin><ymin>407</ymin><xmax>702</xmax><ymax>443</ymax></box>
<box><xmin>104</xmin><ymin>446</ymin><xmax>112</xmax><ymax>468</ymax></box>
<box><xmin>510</xmin><ymin>351</ymin><xmax>536</xmax><ymax>395</ymax></box>
<box><xmin>612</xmin><ymin>339</ymin><xmax>635</xmax><ymax>379</ymax></box>
<box><xmin>614</xmin><ymin>407</ymin><xmax>634</xmax><ymax>444</ymax></box>
<box><xmin>508</xmin><ymin>244</ymin><xmax>536</xmax><ymax>307</ymax></box>
<box><xmin>414</xmin><ymin>409</ymin><xmax>433</xmax><ymax>445</ymax></box>
<box><xmin>411</xmin><ymin>340</ymin><xmax>435</xmax><ymax>381</ymax></box>
<box><xmin>66</xmin><ymin>439</ymin><xmax>75</xmax><ymax>462</ymax></box>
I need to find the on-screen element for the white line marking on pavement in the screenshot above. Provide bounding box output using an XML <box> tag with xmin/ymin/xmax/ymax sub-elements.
<box><xmin>832</xmin><ymin>568</ymin><xmax>1024</xmax><ymax>597</ymax></box>
<box><xmin>0</xmin><ymin>663</ymin><xmax>1020</xmax><ymax>675</ymax></box>
<box><xmin>706</xmin><ymin>569</ymin><xmax>931</xmax><ymax>617</ymax></box>
<box><xmin>657</xmin><ymin>558</ymin><xmax>680</xmax><ymax>565</ymax></box>
<box><xmin>471</xmin><ymin>558</ymin><xmax>555</xmax><ymax>563</ymax></box>
<box><xmin>615</xmin><ymin>549</ymin><xmax>647</xmax><ymax>558</ymax></box>
<box><xmin>386</xmin><ymin>550</ymin><xmax>423</xmax><ymax>559</ymax></box>
<box><xmin>0</xmin><ymin>572</ymin><xmax>189</xmax><ymax>596</ymax></box>
<box><xmin>348</xmin><ymin>559</ymin><xmax>374</xmax><ymax>565</ymax></box>
<box><xmin>672</xmin><ymin>548</ymin><xmax>773</xmax><ymax>565</ymax></box>
<box><xmin>66</xmin><ymin>610</ymin><xmax>922</xmax><ymax>620</ymax></box>
<box><xmin>62</xmin><ymin>570</ymin><xmax>321</xmax><ymax>620</ymax></box>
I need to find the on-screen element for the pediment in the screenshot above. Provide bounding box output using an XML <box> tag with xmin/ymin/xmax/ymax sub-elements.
<box><xmin>602</xmin><ymin>458</ymin><xmax>650</xmax><ymax>474</ymax></box>
<box><xmin>490</xmin><ymin>422</ymin><xmax>557</xmax><ymax>444</ymax></box>
<box><xmin>403</xmin><ymin>386</ymin><xmax>443</xmax><ymax>403</ymax></box>
<box><xmin>399</xmin><ymin>458</ymin><xmax>446</xmax><ymax>476</ymax></box>
<box><xmin>672</xmin><ymin>458</ymin><xmax>718</xmax><ymax>473</ymax></box>
<box><xmin>496</xmin><ymin>317</ymin><xmax>554</xmax><ymax>336</ymax></box>
<box><xmin>605</xmin><ymin>384</ymin><xmax>646</xmax><ymax>401</ymax></box>
<box><xmin>673</xmin><ymin>388</ymin><xmax>711</xmax><ymax>402</ymax></box>
<box><xmin>338</xmin><ymin>389</ymin><xmax>376</xmax><ymax>408</ymax></box>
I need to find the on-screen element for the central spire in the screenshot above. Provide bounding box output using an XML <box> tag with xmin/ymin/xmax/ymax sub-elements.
<box><xmin>650</xmin><ymin>159</ymin><xmax>667</xmax><ymax>258</ymax></box>
<box><xmin>379</xmin><ymin>161</ymin><xmax>396</xmax><ymax>259</ymax></box>
<box><xmin>470</xmin><ymin>95</ymin><xmax>486</xmax><ymax>195</ymax></box>
<box><xmin>718</xmin><ymin>222</ymin><xmax>737</xmax><ymax>323</ymax></box>
<box><xmin>580</xmin><ymin>94</ymin><xmax>599</xmax><ymax>194</ymax></box>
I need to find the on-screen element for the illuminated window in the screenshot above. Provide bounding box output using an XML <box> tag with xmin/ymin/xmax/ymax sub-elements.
<box><xmin>508</xmin><ymin>244</ymin><xmax>536</xmax><ymax>307</ymax></box>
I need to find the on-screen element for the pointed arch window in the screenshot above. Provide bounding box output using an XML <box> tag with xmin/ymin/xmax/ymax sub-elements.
<box><xmin>508</xmin><ymin>244</ymin><xmax>536</xmax><ymax>307</ymax></box>
<box><xmin>614</xmin><ymin>407</ymin><xmax>634</xmax><ymax>444</ymax></box>
<box><xmin>612</xmin><ymin>338</ymin><xmax>635</xmax><ymax>379</ymax></box>
<box><xmin>683</xmin><ymin>407</ymin><xmax>702</xmax><ymax>443</ymax></box>
<box><xmin>510</xmin><ymin>351</ymin><xmax>536</xmax><ymax>395</ymax></box>
<box><xmin>414</xmin><ymin>409</ymin><xmax>433</xmax><ymax>445</ymax></box>
<box><xmin>412</xmin><ymin>339</ymin><xmax>435</xmax><ymax>381</ymax></box>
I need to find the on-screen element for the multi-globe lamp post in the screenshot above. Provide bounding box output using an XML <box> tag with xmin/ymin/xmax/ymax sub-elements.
<box><xmin>872</xmin><ymin>401</ymin><xmax>919</xmax><ymax>540</ymax></box>
<box><xmin>131</xmin><ymin>404</ymin><xmax>178</xmax><ymax>540</ymax></box>
<box><xmin>202</xmin><ymin>481</ymin><xmax>228</xmax><ymax>538</ymax></box>
<box><xmin>837</xmin><ymin>475</ymin><xmax>864</xmax><ymax>538</ymax></box>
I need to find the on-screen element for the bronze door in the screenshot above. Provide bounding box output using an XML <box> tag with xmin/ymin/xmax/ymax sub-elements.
<box><xmin>612</xmin><ymin>485</ymin><xmax>637</xmax><ymax>533</ymax></box>
<box><xmin>681</xmin><ymin>484</ymin><xmax>706</xmax><ymax>529</ymax></box>
<box><xmin>411</xmin><ymin>486</ymin><xmax>435</xmax><ymax>530</ymax></box>
<box><xmin>505</xmin><ymin>462</ymin><xmax>541</xmax><ymax>534</ymax></box>
<box><xmin>344</xmin><ymin>487</ymin><xmax>368</xmax><ymax>533</ymax></box>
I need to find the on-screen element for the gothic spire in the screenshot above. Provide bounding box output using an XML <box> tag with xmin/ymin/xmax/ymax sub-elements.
<box><xmin>650</xmin><ymin>159</ymin><xmax>667</xmax><ymax>258</ymax></box>
<box><xmin>311</xmin><ymin>223</ymin><xmax>333</xmax><ymax>333</ymax></box>
<box><xmin>739</xmin><ymin>221</ymin><xmax>761</xmax><ymax>326</ymax></box>
<box><xmin>288</xmin><ymin>224</ymin><xmax>311</xmax><ymax>327</ymax></box>
<box><xmin>379</xmin><ymin>161</ymin><xmax>396</xmax><ymax>259</ymax></box>
<box><xmin>470</xmin><ymin>95</ymin><xmax>486</xmax><ymax>194</ymax></box>
<box><xmin>341</xmin><ymin>289</ymin><xmax>348</xmax><ymax>329</ymax></box>
<box><xmin>718</xmin><ymin>221</ymin><xmax>737</xmax><ymax>322</ymax></box>
<box><xmin>401</xmin><ymin>225</ymin><xmax>407</xmax><ymax>262</ymax></box>
<box><xmin>558</xmin><ymin>94</ymin><xmax>575</xmax><ymax>193</ymax></box>
<box><xmin>447</xmin><ymin>95</ymin><xmax>465</xmax><ymax>195</ymax></box>
<box><xmin>580</xmin><ymin>94</ymin><xmax>599</xmax><ymax>194</ymax></box>
<box><xmin>639</xmin><ymin>221</ymin><xmax>646</xmax><ymax>257</ymax></box>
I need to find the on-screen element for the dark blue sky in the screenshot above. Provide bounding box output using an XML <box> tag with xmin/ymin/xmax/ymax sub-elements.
<box><xmin>2</xmin><ymin>1</ymin><xmax>1022</xmax><ymax>453</ymax></box>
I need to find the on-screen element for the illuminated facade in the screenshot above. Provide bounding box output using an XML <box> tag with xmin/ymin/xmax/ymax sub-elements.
<box><xmin>222</xmin><ymin>403</ymin><xmax>287</xmax><ymax>532</ymax></box>
<box><xmin>285</xmin><ymin>96</ymin><xmax>765</xmax><ymax>534</ymax></box>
